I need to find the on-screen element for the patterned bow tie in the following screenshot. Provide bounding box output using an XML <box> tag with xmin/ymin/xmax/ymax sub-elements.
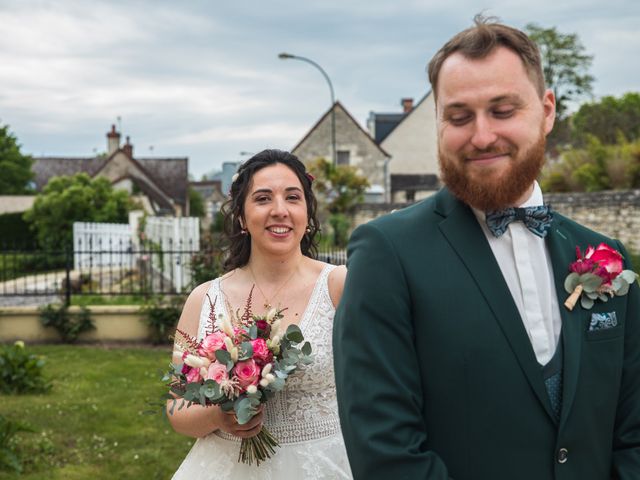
<box><xmin>485</xmin><ymin>205</ymin><xmax>554</xmax><ymax>238</ymax></box>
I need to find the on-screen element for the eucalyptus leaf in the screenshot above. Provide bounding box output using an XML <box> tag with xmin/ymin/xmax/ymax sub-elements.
<box><xmin>201</xmin><ymin>380</ymin><xmax>223</xmax><ymax>401</ymax></box>
<box><xmin>239</xmin><ymin>342</ymin><xmax>253</xmax><ymax>360</ymax></box>
<box><xmin>598</xmin><ymin>294</ymin><xmax>609</xmax><ymax>302</ymax></box>
<box><xmin>235</xmin><ymin>397</ymin><xmax>257</xmax><ymax>425</ymax></box>
<box><xmin>215</xmin><ymin>350</ymin><xmax>232</xmax><ymax>364</ymax></box>
<box><xmin>267</xmin><ymin>377</ymin><xmax>286</xmax><ymax>392</ymax></box>
<box><xmin>619</xmin><ymin>270</ymin><xmax>639</xmax><ymax>284</ymax></box>
<box><xmin>612</xmin><ymin>276</ymin><xmax>624</xmax><ymax>291</ymax></box>
<box><xmin>564</xmin><ymin>272</ymin><xmax>580</xmax><ymax>294</ymax></box>
<box><xmin>301</xmin><ymin>342</ymin><xmax>312</xmax><ymax>356</ymax></box>
<box><xmin>285</xmin><ymin>324</ymin><xmax>304</xmax><ymax>343</ymax></box>
<box><xmin>220</xmin><ymin>400</ymin><xmax>235</xmax><ymax>412</ymax></box>
<box><xmin>615</xmin><ymin>282</ymin><xmax>630</xmax><ymax>296</ymax></box>
<box><xmin>249</xmin><ymin>325</ymin><xmax>258</xmax><ymax>340</ymax></box>
<box><xmin>586</xmin><ymin>291</ymin><xmax>598</xmax><ymax>300</ymax></box>
<box><xmin>580</xmin><ymin>273</ymin><xmax>603</xmax><ymax>293</ymax></box>
<box><xmin>580</xmin><ymin>295</ymin><xmax>594</xmax><ymax>309</ymax></box>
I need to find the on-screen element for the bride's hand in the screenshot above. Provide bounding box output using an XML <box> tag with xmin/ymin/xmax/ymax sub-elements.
<box><xmin>216</xmin><ymin>405</ymin><xmax>265</xmax><ymax>438</ymax></box>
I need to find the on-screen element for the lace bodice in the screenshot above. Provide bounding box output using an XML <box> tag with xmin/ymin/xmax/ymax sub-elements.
<box><xmin>197</xmin><ymin>264</ymin><xmax>340</xmax><ymax>445</ymax></box>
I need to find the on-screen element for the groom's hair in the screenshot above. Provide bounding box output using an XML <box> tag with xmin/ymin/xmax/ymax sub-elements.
<box><xmin>427</xmin><ymin>14</ymin><xmax>545</xmax><ymax>99</ymax></box>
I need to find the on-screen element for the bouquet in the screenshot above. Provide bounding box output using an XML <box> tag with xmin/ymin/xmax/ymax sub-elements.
<box><xmin>164</xmin><ymin>289</ymin><xmax>313</xmax><ymax>466</ymax></box>
<box><xmin>564</xmin><ymin>243</ymin><xmax>638</xmax><ymax>310</ymax></box>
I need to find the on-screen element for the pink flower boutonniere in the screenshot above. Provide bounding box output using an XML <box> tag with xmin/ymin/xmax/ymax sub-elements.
<box><xmin>564</xmin><ymin>243</ymin><xmax>639</xmax><ymax>310</ymax></box>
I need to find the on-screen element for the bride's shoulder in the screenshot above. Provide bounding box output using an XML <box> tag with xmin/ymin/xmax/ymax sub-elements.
<box><xmin>308</xmin><ymin>260</ymin><xmax>346</xmax><ymax>308</ymax></box>
<box><xmin>175</xmin><ymin>279</ymin><xmax>217</xmax><ymax>335</ymax></box>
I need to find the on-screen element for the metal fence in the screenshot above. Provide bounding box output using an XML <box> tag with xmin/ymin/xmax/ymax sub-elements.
<box><xmin>0</xmin><ymin>243</ymin><xmax>346</xmax><ymax>306</ymax></box>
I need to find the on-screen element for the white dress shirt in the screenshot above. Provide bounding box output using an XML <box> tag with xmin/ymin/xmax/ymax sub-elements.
<box><xmin>472</xmin><ymin>181</ymin><xmax>562</xmax><ymax>365</ymax></box>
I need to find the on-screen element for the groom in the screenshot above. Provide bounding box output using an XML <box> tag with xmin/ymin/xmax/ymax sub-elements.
<box><xmin>333</xmin><ymin>15</ymin><xmax>640</xmax><ymax>480</ymax></box>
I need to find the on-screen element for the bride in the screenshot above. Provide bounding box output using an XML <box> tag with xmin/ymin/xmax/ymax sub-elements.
<box><xmin>169</xmin><ymin>149</ymin><xmax>352</xmax><ymax>479</ymax></box>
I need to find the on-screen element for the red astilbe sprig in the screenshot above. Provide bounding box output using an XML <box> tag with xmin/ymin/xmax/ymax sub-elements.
<box><xmin>204</xmin><ymin>293</ymin><xmax>217</xmax><ymax>336</ymax></box>
<box><xmin>173</xmin><ymin>328</ymin><xmax>200</xmax><ymax>356</ymax></box>
<box><xmin>240</xmin><ymin>285</ymin><xmax>255</xmax><ymax>326</ymax></box>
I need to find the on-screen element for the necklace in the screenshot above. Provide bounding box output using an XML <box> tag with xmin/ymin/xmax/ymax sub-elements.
<box><xmin>248</xmin><ymin>261</ymin><xmax>300</xmax><ymax>310</ymax></box>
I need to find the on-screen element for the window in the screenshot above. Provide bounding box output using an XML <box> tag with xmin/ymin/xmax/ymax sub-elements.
<box><xmin>337</xmin><ymin>150</ymin><xmax>350</xmax><ymax>166</ymax></box>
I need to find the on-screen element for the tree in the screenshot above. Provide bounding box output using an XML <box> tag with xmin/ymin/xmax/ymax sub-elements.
<box><xmin>308</xmin><ymin>158</ymin><xmax>369</xmax><ymax>247</ymax></box>
<box><xmin>525</xmin><ymin>24</ymin><xmax>594</xmax><ymax>121</ymax></box>
<box><xmin>571</xmin><ymin>92</ymin><xmax>640</xmax><ymax>146</ymax></box>
<box><xmin>23</xmin><ymin>173</ymin><xmax>133</xmax><ymax>249</ymax></box>
<box><xmin>188</xmin><ymin>187</ymin><xmax>206</xmax><ymax>218</ymax></box>
<box><xmin>0</xmin><ymin>124</ymin><xmax>34</xmax><ymax>194</ymax></box>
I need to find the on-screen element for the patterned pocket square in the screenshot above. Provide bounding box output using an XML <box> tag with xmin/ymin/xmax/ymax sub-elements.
<box><xmin>589</xmin><ymin>312</ymin><xmax>618</xmax><ymax>331</ymax></box>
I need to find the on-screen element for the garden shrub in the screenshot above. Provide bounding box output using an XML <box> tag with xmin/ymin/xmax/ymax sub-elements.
<box><xmin>142</xmin><ymin>296</ymin><xmax>184</xmax><ymax>344</ymax></box>
<box><xmin>0</xmin><ymin>414</ymin><xmax>36</xmax><ymax>474</ymax></box>
<box><xmin>0</xmin><ymin>341</ymin><xmax>51</xmax><ymax>394</ymax></box>
<box><xmin>39</xmin><ymin>303</ymin><xmax>95</xmax><ymax>343</ymax></box>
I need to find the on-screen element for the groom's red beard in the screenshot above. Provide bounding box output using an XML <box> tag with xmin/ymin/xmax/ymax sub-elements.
<box><xmin>438</xmin><ymin>130</ymin><xmax>546</xmax><ymax>211</ymax></box>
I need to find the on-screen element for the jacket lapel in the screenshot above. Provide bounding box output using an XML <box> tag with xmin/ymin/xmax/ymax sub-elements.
<box><xmin>435</xmin><ymin>189</ymin><xmax>558</xmax><ymax>423</ymax></box>
<box><xmin>545</xmin><ymin>216</ymin><xmax>583</xmax><ymax>428</ymax></box>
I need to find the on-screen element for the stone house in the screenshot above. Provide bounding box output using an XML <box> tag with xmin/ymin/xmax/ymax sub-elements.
<box><xmin>368</xmin><ymin>93</ymin><xmax>440</xmax><ymax>202</ymax></box>
<box><xmin>32</xmin><ymin>126</ymin><xmax>189</xmax><ymax>216</ymax></box>
<box><xmin>292</xmin><ymin>102</ymin><xmax>391</xmax><ymax>202</ymax></box>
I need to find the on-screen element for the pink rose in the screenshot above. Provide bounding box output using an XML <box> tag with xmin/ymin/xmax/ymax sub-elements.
<box><xmin>185</xmin><ymin>367</ymin><xmax>202</xmax><ymax>383</ymax></box>
<box><xmin>199</xmin><ymin>331</ymin><xmax>227</xmax><ymax>360</ymax></box>
<box><xmin>233</xmin><ymin>359</ymin><xmax>260</xmax><ymax>389</ymax></box>
<box><xmin>251</xmin><ymin>338</ymin><xmax>273</xmax><ymax>364</ymax></box>
<box><xmin>586</xmin><ymin>243</ymin><xmax>623</xmax><ymax>284</ymax></box>
<box><xmin>206</xmin><ymin>362</ymin><xmax>228</xmax><ymax>383</ymax></box>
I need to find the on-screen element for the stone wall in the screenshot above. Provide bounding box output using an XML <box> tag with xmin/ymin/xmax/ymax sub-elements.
<box><xmin>352</xmin><ymin>189</ymin><xmax>640</xmax><ymax>253</ymax></box>
<box><xmin>545</xmin><ymin>190</ymin><xmax>640</xmax><ymax>252</ymax></box>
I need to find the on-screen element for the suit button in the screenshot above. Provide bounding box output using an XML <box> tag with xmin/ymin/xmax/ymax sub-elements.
<box><xmin>557</xmin><ymin>448</ymin><xmax>568</xmax><ymax>464</ymax></box>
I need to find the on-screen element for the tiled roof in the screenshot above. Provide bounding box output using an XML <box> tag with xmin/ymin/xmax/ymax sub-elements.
<box><xmin>32</xmin><ymin>155</ymin><xmax>188</xmax><ymax>207</ymax></box>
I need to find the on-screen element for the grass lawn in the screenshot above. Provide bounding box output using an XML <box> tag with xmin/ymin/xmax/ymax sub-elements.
<box><xmin>0</xmin><ymin>344</ymin><xmax>195</xmax><ymax>479</ymax></box>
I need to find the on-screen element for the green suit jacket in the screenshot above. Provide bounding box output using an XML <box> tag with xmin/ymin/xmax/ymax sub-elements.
<box><xmin>333</xmin><ymin>188</ymin><xmax>640</xmax><ymax>480</ymax></box>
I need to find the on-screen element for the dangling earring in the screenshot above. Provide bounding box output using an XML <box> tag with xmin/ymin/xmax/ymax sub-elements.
<box><xmin>305</xmin><ymin>226</ymin><xmax>312</xmax><ymax>233</ymax></box>
<box><xmin>241</xmin><ymin>228</ymin><xmax>248</xmax><ymax>235</ymax></box>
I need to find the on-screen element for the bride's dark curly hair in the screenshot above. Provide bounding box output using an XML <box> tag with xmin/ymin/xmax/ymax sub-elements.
<box><xmin>220</xmin><ymin>149</ymin><xmax>320</xmax><ymax>272</ymax></box>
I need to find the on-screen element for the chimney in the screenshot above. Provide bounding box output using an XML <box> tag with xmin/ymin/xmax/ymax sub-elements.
<box><xmin>123</xmin><ymin>136</ymin><xmax>133</xmax><ymax>158</ymax></box>
<box><xmin>107</xmin><ymin>124</ymin><xmax>121</xmax><ymax>155</ymax></box>
<box><xmin>401</xmin><ymin>98</ymin><xmax>414</xmax><ymax>113</ymax></box>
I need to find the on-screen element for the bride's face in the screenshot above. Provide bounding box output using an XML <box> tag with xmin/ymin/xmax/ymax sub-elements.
<box><xmin>242</xmin><ymin>163</ymin><xmax>308</xmax><ymax>257</ymax></box>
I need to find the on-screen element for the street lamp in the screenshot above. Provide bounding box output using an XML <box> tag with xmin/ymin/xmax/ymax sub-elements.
<box><xmin>278</xmin><ymin>52</ymin><xmax>336</xmax><ymax>165</ymax></box>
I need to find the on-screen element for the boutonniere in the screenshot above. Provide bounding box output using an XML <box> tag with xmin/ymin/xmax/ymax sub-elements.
<box><xmin>564</xmin><ymin>243</ymin><xmax>639</xmax><ymax>310</ymax></box>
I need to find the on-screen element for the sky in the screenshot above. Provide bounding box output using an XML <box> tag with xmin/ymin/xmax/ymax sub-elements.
<box><xmin>1</xmin><ymin>0</ymin><xmax>639</xmax><ymax>180</ymax></box>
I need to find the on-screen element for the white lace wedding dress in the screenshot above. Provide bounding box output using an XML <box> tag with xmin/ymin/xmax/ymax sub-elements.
<box><xmin>172</xmin><ymin>264</ymin><xmax>352</xmax><ymax>479</ymax></box>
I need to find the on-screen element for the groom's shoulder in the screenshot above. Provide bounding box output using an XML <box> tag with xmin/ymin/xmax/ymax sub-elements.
<box><xmin>554</xmin><ymin>211</ymin><xmax>624</xmax><ymax>247</ymax></box>
<box><xmin>366</xmin><ymin>192</ymin><xmax>440</xmax><ymax>233</ymax></box>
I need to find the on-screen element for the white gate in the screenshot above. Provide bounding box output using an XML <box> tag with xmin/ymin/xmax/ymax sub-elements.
<box><xmin>73</xmin><ymin>222</ymin><xmax>133</xmax><ymax>270</ymax></box>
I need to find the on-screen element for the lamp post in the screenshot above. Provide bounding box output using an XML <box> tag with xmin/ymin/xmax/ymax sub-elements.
<box><xmin>278</xmin><ymin>53</ymin><xmax>336</xmax><ymax>165</ymax></box>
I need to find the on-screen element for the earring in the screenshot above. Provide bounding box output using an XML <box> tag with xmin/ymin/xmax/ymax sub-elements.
<box><xmin>305</xmin><ymin>226</ymin><xmax>312</xmax><ymax>233</ymax></box>
<box><xmin>241</xmin><ymin>228</ymin><xmax>248</xmax><ymax>235</ymax></box>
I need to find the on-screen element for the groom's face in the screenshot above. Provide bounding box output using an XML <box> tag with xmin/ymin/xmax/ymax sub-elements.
<box><xmin>435</xmin><ymin>46</ymin><xmax>555</xmax><ymax>211</ymax></box>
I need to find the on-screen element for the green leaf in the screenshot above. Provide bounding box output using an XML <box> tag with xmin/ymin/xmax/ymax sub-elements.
<box><xmin>301</xmin><ymin>342</ymin><xmax>312</xmax><ymax>356</ymax></box>
<box><xmin>234</xmin><ymin>397</ymin><xmax>258</xmax><ymax>425</ymax></box>
<box><xmin>238</xmin><ymin>342</ymin><xmax>253</xmax><ymax>361</ymax></box>
<box><xmin>215</xmin><ymin>350</ymin><xmax>231</xmax><ymax>365</ymax></box>
<box><xmin>619</xmin><ymin>270</ymin><xmax>639</xmax><ymax>284</ymax></box>
<box><xmin>266</xmin><ymin>377</ymin><xmax>286</xmax><ymax>392</ymax></box>
<box><xmin>598</xmin><ymin>294</ymin><xmax>609</xmax><ymax>302</ymax></box>
<box><xmin>285</xmin><ymin>324</ymin><xmax>304</xmax><ymax>343</ymax></box>
<box><xmin>249</xmin><ymin>325</ymin><xmax>258</xmax><ymax>340</ymax></box>
<box><xmin>201</xmin><ymin>380</ymin><xmax>223</xmax><ymax>401</ymax></box>
<box><xmin>579</xmin><ymin>273</ymin><xmax>603</xmax><ymax>293</ymax></box>
<box><xmin>580</xmin><ymin>295</ymin><xmax>594</xmax><ymax>309</ymax></box>
<box><xmin>586</xmin><ymin>291</ymin><xmax>598</xmax><ymax>300</ymax></box>
<box><xmin>615</xmin><ymin>282</ymin><xmax>630</xmax><ymax>296</ymax></box>
<box><xmin>564</xmin><ymin>272</ymin><xmax>580</xmax><ymax>294</ymax></box>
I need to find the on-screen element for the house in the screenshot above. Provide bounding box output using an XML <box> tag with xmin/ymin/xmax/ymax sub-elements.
<box><xmin>368</xmin><ymin>93</ymin><xmax>440</xmax><ymax>202</ymax></box>
<box><xmin>189</xmin><ymin>179</ymin><xmax>225</xmax><ymax>228</ymax></box>
<box><xmin>32</xmin><ymin>126</ymin><xmax>189</xmax><ymax>216</ymax></box>
<box><xmin>292</xmin><ymin>102</ymin><xmax>391</xmax><ymax>202</ymax></box>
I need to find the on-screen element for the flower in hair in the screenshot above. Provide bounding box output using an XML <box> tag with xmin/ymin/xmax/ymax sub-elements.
<box><xmin>305</xmin><ymin>172</ymin><xmax>315</xmax><ymax>183</ymax></box>
<box><xmin>231</xmin><ymin>173</ymin><xmax>239</xmax><ymax>183</ymax></box>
